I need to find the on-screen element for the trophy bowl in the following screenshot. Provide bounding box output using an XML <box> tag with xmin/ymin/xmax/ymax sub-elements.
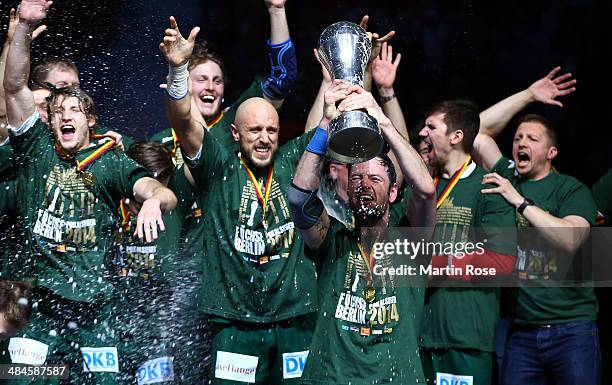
<box><xmin>325</xmin><ymin>111</ymin><xmax>382</xmax><ymax>164</ymax></box>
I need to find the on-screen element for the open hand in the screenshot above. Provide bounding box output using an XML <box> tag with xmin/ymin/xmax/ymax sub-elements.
<box><xmin>159</xmin><ymin>16</ymin><xmax>200</xmax><ymax>67</ymax></box>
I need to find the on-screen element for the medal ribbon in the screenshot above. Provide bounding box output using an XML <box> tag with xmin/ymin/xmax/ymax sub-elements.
<box><xmin>357</xmin><ymin>242</ymin><xmax>374</xmax><ymax>285</ymax></box>
<box><xmin>434</xmin><ymin>156</ymin><xmax>471</xmax><ymax>209</ymax></box>
<box><xmin>206</xmin><ymin>111</ymin><xmax>225</xmax><ymax>128</ymax></box>
<box><xmin>169</xmin><ymin>128</ymin><xmax>179</xmax><ymax>157</ymax></box>
<box><xmin>76</xmin><ymin>139</ymin><xmax>116</xmax><ymax>172</ymax></box>
<box><xmin>119</xmin><ymin>199</ymin><xmax>131</xmax><ymax>227</ymax></box>
<box><xmin>239</xmin><ymin>157</ymin><xmax>273</xmax><ymax>218</ymax></box>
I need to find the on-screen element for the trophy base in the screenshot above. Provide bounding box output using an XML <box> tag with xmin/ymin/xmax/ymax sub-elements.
<box><xmin>327</xmin><ymin>111</ymin><xmax>384</xmax><ymax>164</ymax></box>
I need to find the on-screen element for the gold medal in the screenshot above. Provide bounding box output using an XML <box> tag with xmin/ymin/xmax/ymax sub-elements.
<box><xmin>79</xmin><ymin>170</ymin><xmax>97</xmax><ymax>185</ymax></box>
<box><xmin>364</xmin><ymin>285</ymin><xmax>376</xmax><ymax>302</ymax></box>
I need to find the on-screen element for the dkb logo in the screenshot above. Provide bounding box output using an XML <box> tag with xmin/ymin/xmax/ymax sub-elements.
<box><xmin>137</xmin><ymin>357</ymin><xmax>174</xmax><ymax>385</ymax></box>
<box><xmin>282</xmin><ymin>351</ymin><xmax>309</xmax><ymax>379</ymax></box>
<box><xmin>81</xmin><ymin>347</ymin><xmax>119</xmax><ymax>373</ymax></box>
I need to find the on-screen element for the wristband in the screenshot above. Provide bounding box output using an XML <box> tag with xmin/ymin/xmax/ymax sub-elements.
<box><xmin>380</xmin><ymin>94</ymin><xmax>396</xmax><ymax>104</ymax></box>
<box><xmin>517</xmin><ymin>198</ymin><xmax>534</xmax><ymax>215</ymax></box>
<box><xmin>305</xmin><ymin>126</ymin><xmax>328</xmax><ymax>156</ymax></box>
<box><xmin>166</xmin><ymin>62</ymin><xmax>189</xmax><ymax>100</ymax></box>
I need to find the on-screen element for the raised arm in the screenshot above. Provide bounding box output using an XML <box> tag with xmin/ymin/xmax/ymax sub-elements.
<box><xmin>4</xmin><ymin>0</ymin><xmax>50</xmax><ymax>129</ymax></box>
<box><xmin>0</xmin><ymin>8</ymin><xmax>46</xmax><ymax>141</ymax></box>
<box><xmin>261</xmin><ymin>0</ymin><xmax>296</xmax><ymax>109</ymax></box>
<box><xmin>358</xmin><ymin>15</ymin><xmax>395</xmax><ymax>93</ymax></box>
<box><xmin>372</xmin><ymin>42</ymin><xmax>407</xmax><ymax>140</ymax></box>
<box><xmin>289</xmin><ymin>80</ymin><xmax>356</xmax><ymax>249</ymax></box>
<box><xmin>304</xmin><ymin>48</ymin><xmax>331</xmax><ymax>132</ymax></box>
<box><xmin>473</xmin><ymin>67</ymin><xmax>576</xmax><ymax>170</ymax></box>
<box><xmin>338</xmin><ymin>88</ymin><xmax>436</xmax><ymax>229</ymax></box>
<box><xmin>159</xmin><ymin>16</ymin><xmax>203</xmax><ymax>159</ymax></box>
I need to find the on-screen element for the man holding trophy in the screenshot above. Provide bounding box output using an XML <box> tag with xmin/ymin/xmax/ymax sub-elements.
<box><xmin>289</xmin><ymin>22</ymin><xmax>436</xmax><ymax>384</ymax></box>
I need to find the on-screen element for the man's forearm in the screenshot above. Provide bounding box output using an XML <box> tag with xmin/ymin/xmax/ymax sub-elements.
<box><xmin>0</xmin><ymin>41</ymin><xmax>10</xmax><ymax>122</ymax></box>
<box><xmin>479</xmin><ymin>89</ymin><xmax>533</xmax><ymax>138</ymax></box>
<box><xmin>521</xmin><ymin>205</ymin><xmax>589</xmax><ymax>253</ymax></box>
<box><xmin>304</xmin><ymin>79</ymin><xmax>331</xmax><ymax>132</ymax></box>
<box><xmin>379</xmin><ymin>86</ymin><xmax>408</xmax><ymax>142</ymax></box>
<box><xmin>4</xmin><ymin>22</ymin><xmax>31</xmax><ymax>94</ymax></box>
<box><xmin>382</xmin><ymin>119</ymin><xmax>433</xmax><ymax>200</ymax></box>
<box><xmin>268</xmin><ymin>6</ymin><xmax>289</xmax><ymax>44</ymax></box>
<box><xmin>164</xmin><ymin>88</ymin><xmax>205</xmax><ymax>159</ymax></box>
<box><xmin>133</xmin><ymin>177</ymin><xmax>177</xmax><ymax>211</ymax></box>
<box><xmin>293</xmin><ymin>151</ymin><xmax>324</xmax><ymax>191</ymax></box>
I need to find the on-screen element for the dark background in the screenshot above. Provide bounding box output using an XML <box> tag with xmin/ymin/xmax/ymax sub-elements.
<box><xmin>1</xmin><ymin>0</ymin><xmax>611</xmax><ymax>373</ymax></box>
<box><xmin>1</xmin><ymin>0</ymin><xmax>610</xmax><ymax>184</ymax></box>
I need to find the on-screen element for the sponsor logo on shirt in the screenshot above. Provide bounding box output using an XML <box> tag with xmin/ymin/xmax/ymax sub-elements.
<box><xmin>282</xmin><ymin>351</ymin><xmax>308</xmax><ymax>379</ymax></box>
<box><xmin>137</xmin><ymin>356</ymin><xmax>174</xmax><ymax>385</ymax></box>
<box><xmin>234</xmin><ymin>225</ymin><xmax>266</xmax><ymax>255</ymax></box>
<box><xmin>81</xmin><ymin>347</ymin><xmax>119</xmax><ymax>373</ymax></box>
<box><xmin>8</xmin><ymin>337</ymin><xmax>48</xmax><ymax>365</ymax></box>
<box><xmin>436</xmin><ymin>372</ymin><xmax>474</xmax><ymax>385</ymax></box>
<box><xmin>215</xmin><ymin>351</ymin><xmax>258</xmax><ymax>383</ymax></box>
<box><xmin>335</xmin><ymin>291</ymin><xmax>367</xmax><ymax>324</ymax></box>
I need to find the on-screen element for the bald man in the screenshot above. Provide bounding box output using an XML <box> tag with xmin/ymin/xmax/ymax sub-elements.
<box><xmin>162</xmin><ymin>21</ymin><xmax>318</xmax><ymax>382</ymax></box>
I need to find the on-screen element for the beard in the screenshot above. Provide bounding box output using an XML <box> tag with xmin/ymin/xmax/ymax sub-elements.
<box><xmin>351</xmin><ymin>200</ymin><xmax>388</xmax><ymax>227</ymax></box>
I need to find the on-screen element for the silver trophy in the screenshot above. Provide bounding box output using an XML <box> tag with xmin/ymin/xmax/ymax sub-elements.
<box><xmin>318</xmin><ymin>21</ymin><xmax>384</xmax><ymax>163</ymax></box>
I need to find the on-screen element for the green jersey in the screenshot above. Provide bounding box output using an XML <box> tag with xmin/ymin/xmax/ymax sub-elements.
<box><xmin>592</xmin><ymin>168</ymin><xmax>612</xmax><ymax>218</ymax></box>
<box><xmin>186</xmin><ymin>129</ymin><xmax>318</xmax><ymax>323</ymax></box>
<box><xmin>420</xmin><ymin>161</ymin><xmax>517</xmax><ymax>351</ymax></box>
<box><xmin>9</xmin><ymin>115</ymin><xmax>148</xmax><ymax>303</ymax></box>
<box><xmin>301</xmin><ymin>222</ymin><xmax>427</xmax><ymax>385</ymax></box>
<box><xmin>493</xmin><ymin>156</ymin><xmax>598</xmax><ymax>326</ymax></box>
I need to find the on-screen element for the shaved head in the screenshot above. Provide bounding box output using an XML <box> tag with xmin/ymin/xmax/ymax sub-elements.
<box><xmin>234</xmin><ymin>97</ymin><xmax>279</xmax><ymax>127</ymax></box>
<box><xmin>232</xmin><ymin>97</ymin><xmax>280</xmax><ymax>169</ymax></box>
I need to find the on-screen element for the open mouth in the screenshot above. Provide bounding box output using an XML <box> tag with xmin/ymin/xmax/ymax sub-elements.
<box><xmin>358</xmin><ymin>193</ymin><xmax>375</xmax><ymax>202</ymax></box>
<box><xmin>517</xmin><ymin>151</ymin><xmax>531</xmax><ymax>167</ymax></box>
<box><xmin>200</xmin><ymin>95</ymin><xmax>215</xmax><ymax>104</ymax></box>
<box><xmin>253</xmin><ymin>146</ymin><xmax>270</xmax><ymax>157</ymax></box>
<box><xmin>60</xmin><ymin>124</ymin><xmax>76</xmax><ymax>141</ymax></box>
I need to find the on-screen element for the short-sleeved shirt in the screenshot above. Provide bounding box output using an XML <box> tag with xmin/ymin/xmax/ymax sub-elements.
<box><xmin>493</xmin><ymin>156</ymin><xmax>598</xmax><ymax>326</ymax></box>
<box><xmin>186</xmin><ymin>128</ymin><xmax>317</xmax><ymax>323</ymax></box>
<box><xmin>9</xmin><ymin>113</ymin><xmax>148</xmax><ymax>303</ymax></box>
<box><xmin>592</xmin><ymin>168</ymin><xmax>612</xmax><ymax>218</ymax></box>
<box><xmin>419</xmin><ymin>161</ymin><xmax>517</xmax><ymax>352</ymax></box>
<box><xmin>301</xmin><ymin>222</ymin><xmax>427</xmax><ymax>385</ymax></box>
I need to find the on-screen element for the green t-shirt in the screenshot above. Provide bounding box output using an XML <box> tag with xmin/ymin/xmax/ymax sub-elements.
<box><xmin>592</xmin><ymin>168</ymin><xmax>612</xmax><ymax>218</ymax></box>
<box><xmin>419</xmin><ymin>162</ymin><xmax>517</xmax><ymax>351</ymax></box>
<box><xmin>9</xmin><ymin>116</ymin><xmax>148</xmax><ymax>303</ymax></box>
<box><xmin>302</xmin><ymin>222</ymin><xmax>426</xmax><ymax>385</ymax></box>
<box><xmin>493</xmin><ymin>156</ymin><xmax>598</xmax><ymax>326</ymax></box>
<box><xmin>186</xmin><ymin>128</ymin><xmax>318</xmax><ymax>323</ymax></box>
<box><xmin>113</xmin><ymin>169</ymin><xmax>193</xmax><ymax>284</ymax></box>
